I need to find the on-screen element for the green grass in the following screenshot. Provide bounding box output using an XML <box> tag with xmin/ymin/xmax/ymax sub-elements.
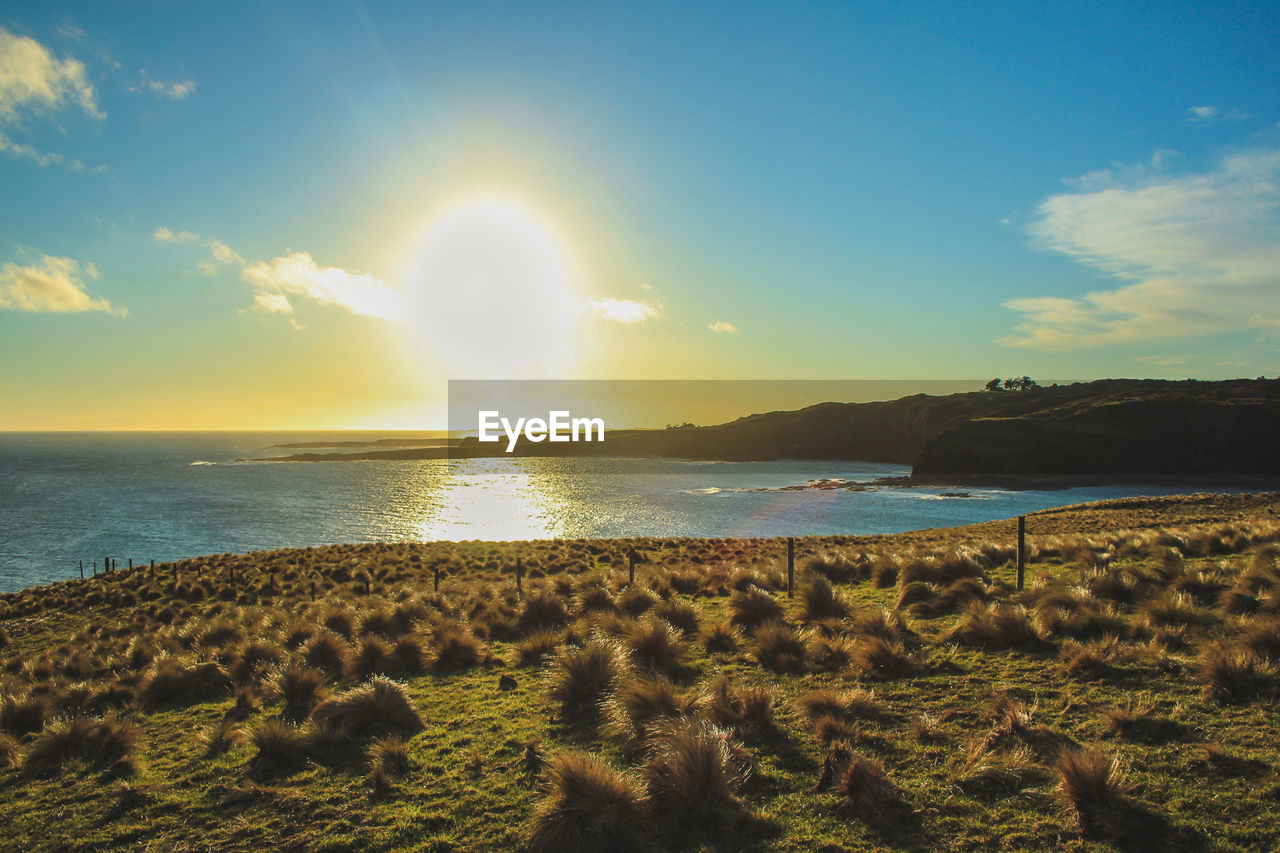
<box><xmin>2</xmin><ymin>492</ymin><xmax>1280</xmax><ymax>851</ymax></box>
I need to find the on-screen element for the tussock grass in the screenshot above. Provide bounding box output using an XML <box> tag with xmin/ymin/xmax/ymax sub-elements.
<box><xmin>728</xmin><ymin>587</ymin><xmax>785</xmax><ymax>633</ymax></box>
<box><xmin>1056</xmin><ymin>747</ymin><xmax>1130</xmax><ymax>836</ymax></box>
<box><xmin>642</xmin><ymin>717</ymin><xmax>748</xmax><ymax>817</ymax></box>
<box><xmin>546</xmin><ymin>639</ymin><xmax>628</xmax><ymax>717</ymax></box>
<box><xmin>528</xmin><ymin>751</ymin><xmax>648</xmax><ymax>853</ymax></box>
<box><xmin>24</xmin><ymin>715</ymin><xmax>139</xmax><ymax>777</ymax></box>
<box><xmin>138</xmin><ymin>658</ymin><xmax>232</xmax><ymax>708</ymax></box>
<box><xmin>309</xmin><ymin>677</ymin><xmax>425</xmax><ymax>743</ymax></box>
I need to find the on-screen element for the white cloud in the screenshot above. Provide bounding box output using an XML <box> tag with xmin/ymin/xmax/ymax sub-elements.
<box><xmin>1135</xmin><ymin>355</ymin><xmax>1188</xmax><ymax>366</ymax></box>
<box><xmin>0</xmin><ymin>28</ymin><xmax>101</xmax><ymax>123</ymax></box>
<box><xmin>253</xmin><ymin>291</ymin><xmax>292</xmax><ymax>314</ymax></box>
<box><xmin>208</xmin><ymin>240</ymin><xmax>243</xmax><ymax>265</ymax></box>
<box><xmin>708</xmin><ymin>320</ymin><xmax>737</xmax><ymax>334</ymax></box>
<box><xmin>130</xmin><ymin>70</ymin><xmax>195</xmax><ymax>101</ymax></box>
<box><xmin>1187</xmin><ymin>105</ymin><xmax>1245</xmax><ymax>123</ymax></box>
<box><xmin>242</xmin><ymin>251</ymin><xmax>405</xmax><ymax>321</ymax></box>
<box><xmin>155</xmin><ymin>228</ymin><xmax>244</xmax><ymax>276</ymax></box>
<box><xmin>153</xmin><ymin>226</ymin><xmax>198</xmax><ymax>243</ymax></box>
<box><xmin>589</xmin><ymin>298</ymin><xmax>662</xmax><ymax>324</ymax></box>
<box><xmin>0</xmin><ymin>254</ymin><xmax>123</xmax><ymax>315</ymax></box>
<box><xmin>1000</xmin><ymin>147</ymin><xmax>1280</xmax><ymax>348</ymax></box>
<box><xmin>0</xmin><ymin>29</ymin><xmax>102</xmax><ymax>169</ymax></box>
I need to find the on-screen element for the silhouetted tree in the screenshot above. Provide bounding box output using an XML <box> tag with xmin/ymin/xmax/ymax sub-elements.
<box><xmin>984</xmin><ymin>378</ymin><xmax>1002</xmax><ymax>392</ymax></box>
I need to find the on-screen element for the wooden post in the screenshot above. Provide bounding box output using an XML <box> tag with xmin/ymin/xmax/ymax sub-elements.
<box><xmin>92</xmin><ymin>561</ymin><xmax>97</xmax><ymax>577</ymax></box>
<box><xmin>128</xmin><ymin>558</ymin><xmax>132</xmax><ymax>570</ymax></box>
<box><xmin>1016</xmin><ymin>515</ymin><xmax>1026</xmax><ymax>591</ymax></box>
<box><xmin>516</xmin><ymin>557</ymin><xmax>524</xmax><ymax>598</ymax></box>
<box><xmin>787</xmin><ymin>537</ymin><xmax>795</xmax><ymax>598</ymax></box>
<box><xmin>104</xmin><ymin>555</ymin><xmax>110</xmax><ymax>573</ymax></box>
<box><xmin>229</xmin><ymin>564</ymin><xmax>235</xmax><ymax>586</ymax></box>
<box><xmin>433</xmin><ymin>563</ymin><xmax>440</xmax><ymax>593</ymax></box>
<box><xmin>78</xmin><ymin>560</ymin><xmax>84</xmax><ymax>580</ymax></box>
<box><xmin>150</xmin><ymin>559</ymin><xmax>155</xmax><ymax>571</ymax></box>
<box><xmin>362</xmin><ymin>575</ymin><xmax>369</xmax><ymax>596</ymax></box>
<box><xmin>628</xmin><ymin>548</ymin><xmax>636</xmax><ymax>586</ymax></box>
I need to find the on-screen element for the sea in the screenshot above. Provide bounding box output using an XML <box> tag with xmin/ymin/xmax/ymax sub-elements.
<box><xmin>0</xmin><ymin>431</ymin><xmax>1260</xmax><ymax>593</ymax></box>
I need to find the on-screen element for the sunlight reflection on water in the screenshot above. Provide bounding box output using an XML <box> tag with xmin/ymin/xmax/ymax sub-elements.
<box><xmin>415</xmin><ymin>458</ymin><xmax>568</xmax><ymax>541</ymax></box>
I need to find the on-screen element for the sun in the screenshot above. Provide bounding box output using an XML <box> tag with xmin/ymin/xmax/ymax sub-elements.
<box><xmin>403</xmin><ymin>199</ymin><xmax>578</xmax><ymax>378</ymax></box>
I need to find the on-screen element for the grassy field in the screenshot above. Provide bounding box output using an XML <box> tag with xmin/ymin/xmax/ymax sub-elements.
<box><xmin>2</xmin><ymin>492</ymin><xmax>1280</xmax><ymax>851</ymax></box>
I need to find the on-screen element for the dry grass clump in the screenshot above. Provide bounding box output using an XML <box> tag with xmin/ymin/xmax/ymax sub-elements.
<box><xmin>308</xmin><ymin>677</ymin><xmax>425</xmax><ymax>743</ymax></box>
<box><xmin>623</xmin><ymin>615</ymin><xmax>687</xmax><ymax>672</ymax></box>
<box><xmin>528</xmin><ymin>751</ymin><xmax>648</xmax><ymax>853</ymax></box>
<box><xmin>518</xmin><ymin>592</ymin><xmax>572</xmax><ymax>634</ymax></box>
<box><xmin>805</xmin><ymin>551</ymin><xmax>868</xmax><ymax>584</ymax></box>
<box><xmin>1059</xmin><ymin>635</ymin><xmax>1123</xmax><ymax>677</ymax></box>
<box><xmin>367</xmin><ymin>734</ymin><xmax>411</xmax><ymax>789</ymax></box>
<box><xmin>517</xmin><ymin>628</ymin><xmax>563</xmax><ymax>666</ymax></box>
<box><xmin>269</xmin><ymin>663</ymin><xmax>329</xmax><ymax>722</ymax></box>
<box><xmin>700</xmin><ymin>676</ymin><xmax>775</xmax><ymax>739</ymax></box>
<box><xmin>981</xmin><ymin>692</ymin><xmax>1036</xmax><ymax>744</ymax></box>
<box><xmin>1140</xmin><ymin>591</ymin><xmax>1212</xmax><ymax>630</ymax></box>
<box><xmin>24</xmin><ymin>715</ymin><xmax>139</xmax><ymax>777</ymax></box>
<box><xmin>546</xmin><ymin>639</ymin><xmax>629</xmax><ymax>717</ymax></box>
<box><xmin>835</xmin><ymin>753</ymin><xmax>902</xmax><ymax>820</ymax></box>
<box><xmin>800</xmin><ymin>575</ymin><xmax>851</xmax><ymax>622</ymax></box>
<box><xmin>1197</xmin><ymin>643</ymin><xmax>1276</xmax><ymax>703</ymax></box>
<box><xmin>302</xmin><ymin>633</ymin><xmax>349</xmax><ymax>676</ymax></box>
<box><xmin>851</xmin><ymin>636</ymin><xmax>915</xmax><ymax>678</ymax></box>
<box><xmin>429</xmin><ymin>623</ymin><xmax>487</xmax><ymax>672</ymax></box>
<box><xmin>230</xmin><ymin>641</ymin><xmax>285</xmax><ymax>685</ymax></box>
<box><xmin>1</xmin><ymin>691</ymin><xmax>53</xmax><ymax>735</ymax></box>
<box><xmin>616</xmin><ymin>585</ymin><xmax>658</xmax><ymax>618</ymax></box>
<box><xmin>200</xmin><ymin>720</ymin><xmax>243</xmax><ymax>758</ymax></box>
<box><xmin>955</xmin><ymin>741</ymin><xmax>1038</xmax><ymax>792</ymax></box>
<box><xmin>701</xmin><ymin>620</ymin><xmax>740</xmax><ymax>654</ymax></box>
<box><xmin>574</xmin><ymin>584</ymin><xmax>617</xmax><ymax>616</ymax></box>
<box><xmin>1056</xmin><ymin>747</ymin><xmax>1130</xmax><ymax>836</ymax></box>
<box><xmin>1033</xmin><ymin>592</ymin><xmax>1130</xmax><ymax>641</ymax></box>
<box><xmin>249</xmin><ymin>718</ymin><xmax>313</xmax><ymax>770</ymax></box>
<box><xmin>601</xmin><ymin>674</ymin><xmax>697</xmax><ymax>749</ymax></box>
<box><xmin>752</xmin><ymin>622</ymin><xmax>807</xmax><ymax>672</ymax></box>
<box><xmin>652</xmin><ymin>598</ymin><xmax>700</xmax><ymax>637</ymax></box>
<box><xmin>728</xmin><ymin>587</ymin><xmax>785</xmax><ymax>633</ymax></box>
<box><xmin>0</xmin><ymin>732</ymin><xmax>17</xmax><ymax>769</ymax></box>
<box><xmin>798</xmin><ymin>688</ymin><xmax>880</xmax><ymax>723</ymax></box>
<box><xmin>138</xmin><ymin>658</ymin><xmax>232</xmax><ymax>708</ymax></box>
<box><xmin>944</xmin><ymin>602</ymin><xmax>1039</xmax><ymax>648</ymax></box>
<box><xmin>642</xmin><ymin>717</ymin><xmax>748</xmax><ymax>818</ymax></box>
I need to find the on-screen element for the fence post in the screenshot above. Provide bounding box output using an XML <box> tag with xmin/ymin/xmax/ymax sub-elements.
<box><xmin>1016</xmin><ymin>515</ymin><xmax>1026</xmax><ymax>590</ymax></box>
<box><xmin>787</xmin><ymin>537</ymin><xmax>795</xmax><ymax>598</ymax></box>
<box><xmin>433</xmin><ymin>563</ymin><xmax>440</xmax><ymax>593</ymax></box>
<box><xmin>628</xmin><ymin>548</ymin><xmax>636</xmax><ymax>586</ymax></box>
<box><xmin>78</xmin><ymin>560</ymin><xmax>84</xmax><ymax>580</ymax></box>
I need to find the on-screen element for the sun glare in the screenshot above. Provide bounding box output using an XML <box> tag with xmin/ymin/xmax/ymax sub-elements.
<box><xmin>404</xmin><ymin>199</ymin><xmax>578</xmax><ymax>378</ymax></box>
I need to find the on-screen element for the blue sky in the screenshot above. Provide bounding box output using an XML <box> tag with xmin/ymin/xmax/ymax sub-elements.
<box><xmin>1</xmin><ymin>1</ymin><xmax>1278</xmax><ymax>427</ymax></box>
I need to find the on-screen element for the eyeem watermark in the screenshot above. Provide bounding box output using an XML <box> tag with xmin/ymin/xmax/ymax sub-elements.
<box><xmin>477</xmin><ymin>410</ymin><xmax>605</xmax><ymax>453</ymax></box>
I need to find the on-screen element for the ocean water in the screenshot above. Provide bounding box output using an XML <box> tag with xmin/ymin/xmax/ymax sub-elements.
<box><xmin>0</xmin><ymin>432</ymin><xmax>1256</xmax><ymax>593</ymax></box>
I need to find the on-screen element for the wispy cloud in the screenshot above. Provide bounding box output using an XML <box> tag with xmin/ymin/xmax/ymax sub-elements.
<box><xmin>130</xmin><ymin>69</ymin><xmax>195</xmax><ymax>101</ymax></box>
<box><xmin>154</xmin><ymin>227</ymin><xmax>244</xmax><ymax>276</ymax></box>
<box><xmin>1135</xmin><ymin>355</ymin><xmax>1188</xmax><ymax>367</ymax></box>
<box><xmin>0</xmin><ymin>28</ymin><xmax>103</xmax><ymax>170</ymax></box>
<box><xmin>0</xmin><ymin>254</ymin><xmax>124</xmax><ymax>315</ymax></box>
<box><xmin>1000</xmin><ymin>147</ymin><xmax>1280</xmax><ymax>348</ymax></box>
<box><xmin>1187</xmin><ymin>104</ymin><xmax>1245</xmax><ymax>123</ymax></box>
<box><xmin>153</xmin><ymin>226</ymin><xmax>198</xmax><ymax>243</ymax></box>
<box><xmin>708</xmin><ymin>320</ymin><xmax>737</xmax><ymax>334</ymax></box>
<box><xmin>0</xmin><ymin>28</ymin><xmax>101</xmax><ymax>123</ymax></box>
<box><xmin>241</xmin><ymin>251</ymin><xmax>405</xmax><ymax>321</ymax></box>
<box><xmin>589</xmin><ymin>298</ymin><xmax>662</xmax><ymax>324</ymax></box>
